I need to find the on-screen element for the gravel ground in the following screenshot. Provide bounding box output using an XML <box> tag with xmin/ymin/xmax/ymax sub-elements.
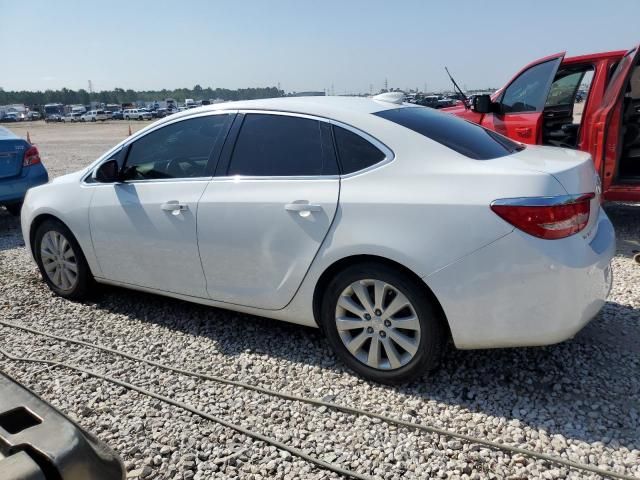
<box><xmin>0</xmin><ymin>122</ymin><xmax>639</xmax><ymax>479</ymax></box>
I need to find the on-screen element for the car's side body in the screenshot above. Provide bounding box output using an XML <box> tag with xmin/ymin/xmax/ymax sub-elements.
<box><xmin>0</xmin><ymin>126</ymin><xmax>48</xmax><ymax>210</ymax></box>
<box><xmin>21</xmin><ymin>98</ymin><xmax>615</xmax><ymax>353</ymax></box>
<box><xmin>445</xmin><ymin>44</ymin><xmax>640</xmax><ymax>202</ymax></box>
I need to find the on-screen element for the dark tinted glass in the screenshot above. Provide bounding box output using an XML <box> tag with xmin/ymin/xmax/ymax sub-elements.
<box><xmin>334</xmin><ymin>126</ymin><xmax>385</xmax><ymax>174</ymax></box>
<box><xmin>124</xmin><ymin>115</ymin><xmax>231</xmax><ymax>180</ymax></box>
<box><xmin>374</xmin><ymin>107</ymin><xmax>523</xmax><ymax>160</ymax></box>
<box><xmin>501</xmin><ymin>59</ymin><xmax>559</xmax><ymax>113</ymax></box>
<box><xmin>228</xmin><ymin>114</ymin><xmax>338</xmax><ymax>176</ymax></box>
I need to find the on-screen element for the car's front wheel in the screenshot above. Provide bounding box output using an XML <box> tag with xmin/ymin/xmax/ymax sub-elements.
<box><xmin>321</xmin><ymin>263</ymin><xmax>446</xmax><ymax>384</ymax></box>
<box><xmin>34</xmin><ymin>219</ymin><xmax>93</xmax><ymax>300</ymax></box>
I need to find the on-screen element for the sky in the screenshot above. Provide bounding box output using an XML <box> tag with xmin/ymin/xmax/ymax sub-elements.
<box><xmin>1</xmin><ymin>0</ymin><xmax>639</xmax><ymax>94</ymax></box>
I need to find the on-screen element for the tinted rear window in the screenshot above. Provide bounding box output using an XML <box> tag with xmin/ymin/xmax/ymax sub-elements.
<box><xmin>374</xmin><ymin>107</ymin><xmax>523</xmax><ymax>160</ymax></box>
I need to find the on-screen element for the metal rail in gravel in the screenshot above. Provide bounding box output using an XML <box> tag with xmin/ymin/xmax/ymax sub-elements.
<box><xmin>0</xmin><ymin>320</ymin><xmax>637</xmax><ymax>480</ymax></box>
<box><xmin>0</xmin><ymin>346</ymin><xmax>374</xmax><ymax>480</ymax></box>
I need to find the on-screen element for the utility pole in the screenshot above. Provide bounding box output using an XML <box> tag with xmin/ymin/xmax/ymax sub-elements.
<box><xmin>384</xmin><ymin>78</ymin><xmax>388</xmax><ymax>92</ymax></box>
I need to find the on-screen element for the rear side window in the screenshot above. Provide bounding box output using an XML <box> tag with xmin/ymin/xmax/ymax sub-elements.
<box><xmin>228</xmin><ymin>114</ymin><xmax>338</xmax><ymax>176</ymax></box>
<box><xmin>333</xmin><ymin>126</ymin><xmax>385</xmax><ymax>174</ymax></box>
<box><xmin>374</xmin><ymin>107</ymin><xmax>523</xmax><ymax>160</ymax></box>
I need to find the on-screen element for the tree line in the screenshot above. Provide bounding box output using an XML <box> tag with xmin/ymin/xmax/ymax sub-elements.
<box><xmin>0</xmin><ymin>85</ymin><xmax>284</xmax><ymax>106</ymax></box>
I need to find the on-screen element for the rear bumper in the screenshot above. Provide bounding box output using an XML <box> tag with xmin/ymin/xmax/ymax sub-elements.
<box><xmin>0</xmin><ymin>164</ymin><xmax>48</xmax><ymax>205</ymax></box>
<box><xmin>426</xmin><ymin>209</ymin><xmax>615</xmax><ymax>349</ymax></box>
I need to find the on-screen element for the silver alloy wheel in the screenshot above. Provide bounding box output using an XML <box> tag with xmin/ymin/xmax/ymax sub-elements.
<box><xmin>40</xmin><ymin>231</ymin><xmax>78</xmax><ymax>291</ymax></box>
<box><xmin>335</xmin><ymin>279</ymin><xmax>421</xmax><ymax>370</ymax></box>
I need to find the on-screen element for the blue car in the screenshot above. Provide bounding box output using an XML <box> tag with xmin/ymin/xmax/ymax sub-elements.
<box><xmin>0</xmin><ymin>126</ymin><xmax>48</xmax><ymax>215</ymax></box>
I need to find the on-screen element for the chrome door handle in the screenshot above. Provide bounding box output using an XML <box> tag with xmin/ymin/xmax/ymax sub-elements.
<box><xmin>285</xmin><ymin>203</ymin><xmax>322</xmax><ymax>212</ymax></box>
<box><xmin>161</xmin><ymin>201</ymin><xmax>188</xmax><ymax>214</ymax></box>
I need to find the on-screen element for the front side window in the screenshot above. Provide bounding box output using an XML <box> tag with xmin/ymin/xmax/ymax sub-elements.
<box><xmin>501</xmin><ymin>59</ymin><xmax>560</xmax><ymax>113</ymax></box>
<box><xmin>375</xmin><ymin>107</ymin><xmax>523</xmax><ymax>160</ymax></box>
<box><xmin>333</xmin><ymin>126</ymin><xmax>385</xmax><ymax>174</ymax></box>
<box><xmin>228</xmin><ymin>114</ymin><xmax>338</xmax><ymax>176</ymax></box>
<box><xmin>122</xmin><ymin>114</ymin><xmax>232</xmax><ymax>180</ymax></box>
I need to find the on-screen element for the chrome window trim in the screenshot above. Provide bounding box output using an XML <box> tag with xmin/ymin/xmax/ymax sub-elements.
<box><xmin>82</xmin><ymin>110</ymin><xmax>238</xmax><ymax>185</ymax></box>
<box><xmin>491</xmin><ymin>193</ymin><xmax>595</xmax><ymax>207</ymax></box>
<box><xmin>225</xmin><ymin>109</ymin><xmax>395</xmax><ymax>180</ymax></box>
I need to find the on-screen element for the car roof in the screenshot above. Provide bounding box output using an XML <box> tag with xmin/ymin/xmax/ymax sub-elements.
<box><xmin>164</xmin><ymin>96</ymin><xmax>410</xmax><ymax>125</ymax></box>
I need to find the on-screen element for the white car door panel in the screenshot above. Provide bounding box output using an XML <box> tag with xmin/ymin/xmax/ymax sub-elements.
<box><xmin>197</xmin><ymin>178</ymin><xmax>339</xmax><ymax>309</ymax></box>
<box><xmin>89</xmin><ymin>181</ymin><xmax>209</xmax><ymax>296</ymax></box>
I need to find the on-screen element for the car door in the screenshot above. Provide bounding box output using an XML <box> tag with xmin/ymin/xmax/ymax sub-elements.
<box><xmin>197</xmin><ymin>112</ymin><xmax>340</xmax><ymax>310</ymax></box>
<box><xmin>482</xmin><ymin>53</ymin><xmax>565</xmax><ymax>144</ymax></box>
<box><xmin>589</xmin><ymin>45</ymin><xmax>640</xmax><ymax>196</ymax></box>
<box><xmin>89</xmin><ymin>112</ymin><xmax>234</xmax><ymax>297</ymax></box>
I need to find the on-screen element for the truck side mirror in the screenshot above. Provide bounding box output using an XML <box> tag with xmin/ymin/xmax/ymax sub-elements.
<box><xmin>472</xmin><ymin>94</ymin><xmax>492</xmax><ymax>114</ymax></box>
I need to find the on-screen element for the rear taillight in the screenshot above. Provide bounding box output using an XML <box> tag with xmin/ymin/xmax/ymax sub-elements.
<box><xmin>23</xmin><ymin>146</ymin><xmax>41</xmax><ymax>167</ymax></box>
<box><xmin>490</xmin><ymin>193</ymin><xmax>595</xmax><ymax>240</ymax></box>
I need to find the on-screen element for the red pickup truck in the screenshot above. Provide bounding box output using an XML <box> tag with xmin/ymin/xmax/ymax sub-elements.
<box><xmin>444</xmin><ymin>45</ymin><xmax>640</xmax><ymax>201</ymax></box>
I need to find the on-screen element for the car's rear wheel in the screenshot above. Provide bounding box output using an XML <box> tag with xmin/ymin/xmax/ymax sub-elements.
<box><xmin>321</xmin><ymin>263</ymin><xmax>445</xmax><ymax>384</ymax></box>
<box><xmin>34</xmin><ymin>219</ymin><xmax>93</xmax><ymax>300</ymax></box>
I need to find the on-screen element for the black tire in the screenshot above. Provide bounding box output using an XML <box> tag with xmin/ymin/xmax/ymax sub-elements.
<box><xmin>320</xmin><ymin>263</ymin><xmax>446</xmax><ymax>384</ymax></box>
<box><xmin>5</xmin><ymin>203</ymin><xmax>22</xmax><ymax>216</ymax></box>
<box><xmin>91</xmin><ymin>118</ymin><xmax>96</xmax><ymax>122</ymax></box>
<box><xmin>33</xmin><ymin>218</ymin><xmax>94</xmax><ymax>300</ymax></box>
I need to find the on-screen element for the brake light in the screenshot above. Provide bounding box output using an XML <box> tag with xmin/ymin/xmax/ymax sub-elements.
<box><xmin>23</xmin><ymin>146</ymin><xmax>41</xmax><ymax>167</ymax></box>
<box><xmin>490</xmin><ymin>193</ymin><xmax>595</xmax><ymax>240</ymax></box>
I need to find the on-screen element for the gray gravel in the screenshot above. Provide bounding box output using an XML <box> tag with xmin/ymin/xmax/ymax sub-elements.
<box><xmin>0</xmin><ymin>124</ymin><xmax>639</xmax><ymax>479</ymax></box>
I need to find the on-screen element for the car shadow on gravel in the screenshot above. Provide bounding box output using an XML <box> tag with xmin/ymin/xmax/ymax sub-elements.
<box><xmin>604</xmin><ymin>202</ymin><xmax>640</xmax><ymax>259</ymax></box>
<box><xmin>90</xmin><ymin>282</ymin><xmax>640</xmax><ymax>452</ymax></box>
<box><xmin>0</xmin><ymin>210</ymin><xmax>23</xmax><ymax>252</ymax></box>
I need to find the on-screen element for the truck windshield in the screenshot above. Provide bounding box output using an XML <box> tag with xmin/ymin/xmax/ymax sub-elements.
<box><xmin>374</xmin><ymin>107</ymin><xmax>524</xmax><ymax>160</ymax></box>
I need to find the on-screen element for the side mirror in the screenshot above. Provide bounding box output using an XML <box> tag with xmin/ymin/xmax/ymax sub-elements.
<box><xmin>94</xmin><ymin>159</ymin><xmax>120</xmax><ymax>183</ymax></box>
<box><xmin>472</xmin><ymin>94</ymin><xmax>493</xmax><ymax>114</ymax></box>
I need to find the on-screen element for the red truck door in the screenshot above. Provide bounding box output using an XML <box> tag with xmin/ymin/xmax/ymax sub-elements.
<box><xmin>481</xmin><ymin>53</ymin><xmax>565</xmax><ymax>144</ymax></box>
<box><xmin>589</xmin><ymin>45</ymin><xmax>640</xmax><ymax>200</ymax></box>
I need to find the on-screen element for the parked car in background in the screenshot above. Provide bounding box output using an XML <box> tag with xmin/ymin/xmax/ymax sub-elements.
<box><xmin>26</xmin><ymin>111</ymin><xmax>41</xmax><ymax>121</ymax></box>
<box><xmin>63</xmin><ymin>112</ymin><xmax>83</xmax><ymax>123</ymax></box>
<box><xmin>111</xmin><ymin>110</ymin><xmax>124</xmax><ymax>120</ymax></box>
<box><xmin>444</xmin><ymin>44</ymin><xmax>640</xmax><ymax>201</ymax></box>
<box><xmin>153</xmin><ymin>108</ymin><xmax>168</xmax><ymax>118</ymax></box>
<box><xmin>0</xmin><ymin>370</ymin><xmax>125</xmax><ymax>480</ymax></box>
<box><xmin>81</xmin><ymin>110</ymin><xmax>108</xmax><ymax>122</ymax></box>
<box><xmin>20</xmin><ymin>96</ymin><xmax>614</xmax><ymax>383</ymax></box>
<box><xmin>123</xmin><ymin>108</ymin><xmax>152</xmax><ymax>120</ymax></box>
<box><xmin>0</xmin><ymin>126</ymin><xmax>48</xmax><ymax>215</ymax></box>
<box><xmin>1</xmin><ymin>113</ymin><xmax>19</xmax><ymax>123</ymax></box>
<box><xmin>45</xmin><ymin>114</ymin><xmax>63</xmax><ymax>122</ymax></box>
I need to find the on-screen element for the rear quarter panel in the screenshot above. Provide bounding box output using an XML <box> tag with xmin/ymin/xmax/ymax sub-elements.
<box><xmin>282</xmin><ymin>119</ymin><xmax>569</xmax><ymax>325</ymax></box>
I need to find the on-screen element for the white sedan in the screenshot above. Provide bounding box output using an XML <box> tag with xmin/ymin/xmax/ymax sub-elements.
<box><xmin>20</xmin><ymin>95</ymin><xmax>615</xmax><ymax>383</ymax></box>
